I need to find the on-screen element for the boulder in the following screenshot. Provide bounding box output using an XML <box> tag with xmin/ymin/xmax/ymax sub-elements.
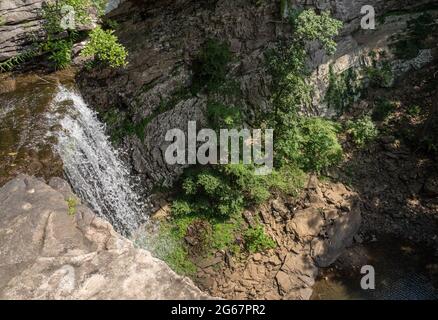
<box><xmin>287</xmin><ymin>208</ymin><xmax>325</xmax><ymax>240</ymax></box>
<box><xmin>0</xmin><ymin>175</ymin><xmax>209</xmax><ymax>299</ymax></box>
<box><xmin>275</xmin><ymin>252</ymin><xmax>318</xmax><ymax>295</ymax></box>
<box><xmin>311</xmin><ymin>205</ymin><xmax>362</xmax><ymax>267</ymax></box>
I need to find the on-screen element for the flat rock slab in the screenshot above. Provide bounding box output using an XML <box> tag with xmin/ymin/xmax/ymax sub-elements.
<box><xmin>0</xmin><ymin>175</ymin><xmax>209</xmax><ymax>300</ymax></box>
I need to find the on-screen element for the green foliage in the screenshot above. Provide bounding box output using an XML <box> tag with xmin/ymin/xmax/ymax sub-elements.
<box><xmin>277</xmin><ymin>117</ymin><xmax>343</xmax><ymax>173</ymax></box>
<box><xmin>81</xmin><ymin>27</ymin><xmax>128</xmax><ymax>68</ymax></box>
<box><xmin>346</xmin><ymin>115</ymin><xmax>378</xmax><ymax>147</ymax></box>
<box><xmin>291</xmin><ymin>9</ymin><xmax>343</xmax><ymax>55</ymax></box>
<box><xmin>209</xmin><ymin>220</ymin><xmax>241</xmax><ymax>252</ymax></box>
<box><xmin>0</xmin><ymin>47</ymin><xmax>39</xmax><ymax>72</ymax></box>
<box><xmin>67</xmin><ymin>197</ymin><xmax>78</xmax><ymax>216</ymax></box>
<box><xmin>391</xmin><ymin>13</ymin><xmax>438</xmax><ymax>60</ymax></box>
<box><xmin>407</xmin><ymin>105</ymin><xmax>421</xmax><ymax>117</ymax></box>
<box><xmin>42</xmin><ymin>0</ymin><xmax>93</xmax><ymax>35</ymax></box>
<box><xmin>145</xmin><ymin>220</ymin><xmax>198</xmax><ymax>275</ymax></box>
<box><xmin>372</xmin><ymin>98</ymin><xmax>396</xmax><ymax>121</ymax></box>
<box><xmin>325</xmin><ymin>66</ymin><xmax>362</xmax><ymax>114</ymax></box>
<box><xmin>265</xmin><ymin>10</ymin><xmax>343</xmax><ymax>173</ymax></box>
<box><xmin>172</xmin><ymin>167</ymin><xmax>244</xmax><ymax>219</ymax></box>
<box><xmin>243</xmin><ymin>225</ymin><xmax>276</xmax><ymax>253</ymax></box>
<box><xmin>46</xmin><ymin>39</ymin><xmax>74</xmax><ymax>69</ymax></box>
<box><xmin>266</xmin><ymin>41</ymin><xmax>311</xmax><ymax>122</ymax></box>
<box><xmin>268</xmin><ymin>164</ymin><xmax>306</xmax><ymax>196</ymax></box>
<box><xmin>207</xmin><ymin>100</ymin><xmax>242</xmax><ymax>129</ymax></box>
<box><xmin>191</xmin><ymin>39</ymin><xmax>232</xmax><ymax>94</ymax></box>
<box><xmin>365</xmin><ymin>59</ymin><xmax>393</xmax><ymax>88</ymax></box>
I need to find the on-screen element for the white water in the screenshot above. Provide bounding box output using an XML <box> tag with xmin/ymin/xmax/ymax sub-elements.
<box><xmin>54</xmin><ymin>86</ymin><xmax>144</xmax><ymax>234</ymax></box>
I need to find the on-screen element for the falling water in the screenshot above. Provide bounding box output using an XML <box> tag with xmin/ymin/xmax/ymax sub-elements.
<box><xmin>54</xmin><ymin>86</ymin><xmax>144</xmax><ymax>235</ymax></box>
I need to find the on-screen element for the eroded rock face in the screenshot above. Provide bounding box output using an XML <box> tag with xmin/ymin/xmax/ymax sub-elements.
<box><xmin>0</xmin><ymin>175</ymin><xmax>209</xmax><ymax>299</ymax></box>
<box><xmin>0</xmin><ymin>0</ymin><xmax>98</xmax><ymax>62</ymax></box>
<box><xmin>77</xmin><ymin>0</ymin><xmax>437</xmax><ymax>188</ymax></box>
<box><xmin>0</xmin><ymin>1</ymin><xmax>45</xmax><ymax>61</ymax></box>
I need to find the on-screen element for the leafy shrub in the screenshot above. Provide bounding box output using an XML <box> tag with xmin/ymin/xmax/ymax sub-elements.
<box><xmin>173</xmin><ymin>160</ymin><xmax>305</xmax><ymax>219</ymax></box>
<box><xmin>407</xmin><ymin>105</ymin><xmax>421</xmax><ymax>117</ymax></box>
<box><xmin>244</xmin><ymin>225</ymin><xmax>276</xmax><ymax>253</ymax></box>
<box><xmin>172</xmin><ymin>200</ymin><xmax>194</xmax><ymax>216</ymax></box>
<box><xmin>191</xmin><ymin>39</ymin><xmax>232</xmax><ymax>94</ymax></box>
<box><xmin>365</xmin><ymin>60</ymin><xmax>393</xmax><ymax>88</ymax></box>
<box><xmin>81</xmin><ymin>27</ymin><xmax>128</xmax><ymax>68</ymax></box>
<box><xmin>42</xmin><ymin>0</ymin><xmax>91</xmax><ymax>35</ymax></box>
<box><xmin>372</xmin><ymin>98</ymin><xmax>396</xmax><ymax>121</ymax></box>
<box><xmin>292</xmin><ymin>9</ymin><xmax>343</xmax><ymax>55</ymax></box>
<box><xmin>0</xmin><ymin>47</ymin><xmax>39</xmax><ymax>72</ymax></box>
<box><xmin>325</xmin><ymin>66</ymin><xmax>362</xmax><ymax>114</ymax></box>
<box><xmin>172</xmin><ymin>168</ymin><xmax>244</xmax><ymax>219</ymax></box>
<box><xmin>346</xmin><ymin>115</ymin><xmax>378</xmax><ymax>147</ymax></box>
<box><xmin>268</xmin><ymin>164</ymin><xmax>306</xmax><ymax>196</ymax></box>
<box><xmin>47</xmin><ymin>39</ymin><xmax>73</xmax><ymax>69</ymax></box>
<box><xmin>277</xmin><ymin>117</ymin><xmax>343</xmax><ymax>173</ymax></box>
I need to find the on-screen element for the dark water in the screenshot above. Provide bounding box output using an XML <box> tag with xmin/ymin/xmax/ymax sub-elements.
<box><xmin>0</xmin><ymin>71</ymin><xmax>75</xmax><ymax>186</ymax></box>
<box><xmin>312</xmin><ymin>237</ymin><xmax>438</xmax><ymax>300</ymax></box>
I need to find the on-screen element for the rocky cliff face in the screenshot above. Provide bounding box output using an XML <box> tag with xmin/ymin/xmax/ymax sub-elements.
<box><xmin>0</xmin><ymin>0</ymin><xmax>45</xmax><ymax>61</ymax></box>
<box><xmin>0</xmin><ymin>175</ymin><xmax>209</xmax><ymax>299</ymax></box>
<box><xmin>77</xmin><ymin>0</ymin><xmax>438</xmax><ymax>188</ymax></box>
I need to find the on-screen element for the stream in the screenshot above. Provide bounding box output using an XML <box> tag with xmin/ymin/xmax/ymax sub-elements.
<box><xmin>0</xmin><ymin>71</ymin><xmax>437</xmax><ymax>299</ymax></box>
<box><xmin>0</xmin><ymin>71</ymin><xmax>145</xmax><ymax>235</ymax></box>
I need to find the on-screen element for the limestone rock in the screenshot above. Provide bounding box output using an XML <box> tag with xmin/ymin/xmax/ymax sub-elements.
<box><xmin>0</xmin><ymin>175</ymin><xmax>209</xmax><ymax>300</ymax></box>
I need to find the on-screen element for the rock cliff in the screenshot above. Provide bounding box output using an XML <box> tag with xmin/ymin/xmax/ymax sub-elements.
<box><xmin>0</xmin><ymin>175</ymin><xmax>209</xmax><ymax>299</ymax></box>
<box><xmin>77</xmin><ymin>0</ymin><xmax>438</xmax><ymax>188</ymax></box>
<box><xmin>0</xmin><ymin>0</ymin><xmax>45</xmax><ymax>61</ymax></box>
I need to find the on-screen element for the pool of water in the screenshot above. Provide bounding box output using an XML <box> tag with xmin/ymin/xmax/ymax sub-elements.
<box><xmin>312</xmin><ymin>237</ymin><xmax>438</xmax><ymax>300</ymax></box>
<box><xmin>0</xmin><ymin>70</ymin><xmax>75</xmax><ymax>186</ymax></box>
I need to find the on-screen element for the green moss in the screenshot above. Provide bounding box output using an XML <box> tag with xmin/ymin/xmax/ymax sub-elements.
<box><xmin>67</xmin><ymin>197</ymin><xmax>78</xmax><ymax>216</ymax></box>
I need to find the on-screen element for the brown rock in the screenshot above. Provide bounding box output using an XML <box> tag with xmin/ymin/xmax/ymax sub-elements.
<box><xmin>287</xmin><ymin>208</ymin><xmax>324</xmax><ymax>240</ymax></box>
<box><xmin>311</xmin><ymin>206</ymin><xmax>362</xmax><ymax>267</ymax></box>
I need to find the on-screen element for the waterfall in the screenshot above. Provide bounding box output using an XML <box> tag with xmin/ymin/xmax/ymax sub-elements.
<box><xmin>54</xmin><ymin>86</ymin><xmax>144</xmax><ymax>235</ymax></box>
